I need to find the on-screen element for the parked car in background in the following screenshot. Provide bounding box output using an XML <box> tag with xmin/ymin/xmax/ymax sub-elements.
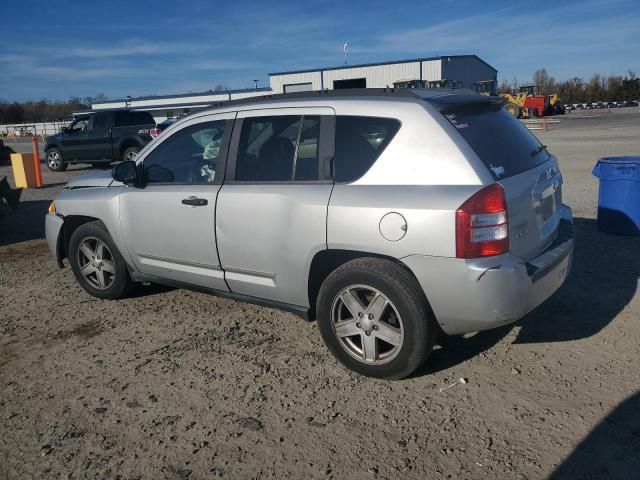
<box><xmin>44</xmin><ymin>109</ymin><xmax>156</xmax><ymax>171</ymax></box>
<box><xmin>45</xmin><ymin>89</ymin><xmax>574</xmax><ymax>379</ymax></box>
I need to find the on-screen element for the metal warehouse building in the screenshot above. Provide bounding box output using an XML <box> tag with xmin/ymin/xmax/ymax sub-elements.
<box><xmin>269</xmin><ymin>55</ymin><xmax>496</xmax><ymax>93</ymax></box>
<box><xmin>91</xmin><ymin>55</ymin><xmax>497</xmax><ymax>121</ymax></box>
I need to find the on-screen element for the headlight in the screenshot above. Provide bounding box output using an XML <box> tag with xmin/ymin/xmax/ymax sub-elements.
<box><xmin>48</xmin><ymin>201</ymin><xmax>56</xmax><ymax>215</ymax></box>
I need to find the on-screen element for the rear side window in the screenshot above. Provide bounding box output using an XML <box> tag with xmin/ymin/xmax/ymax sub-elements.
<box><xmin>333</xmin><ymin>116</ymin><xmax>400</xmax><ymax>182</ymax></box>
<box><xmin>115</xmin><ymin>111</ymin><xmax>154</xmax><ymax>127</ymax></box>
<box><xmin>91</xmin><ymin>113</ymin><xmax>108</xmax><ymax>130</ymax></box>
<box><xmin>235</xmin><ymin>115</ymin><xmax>320</xmax><ymax>182</ymax></box>
<box><xmin>442</xmin><ymin>104</ymin><xmax>550</xmax><ymax>179</ymax></box>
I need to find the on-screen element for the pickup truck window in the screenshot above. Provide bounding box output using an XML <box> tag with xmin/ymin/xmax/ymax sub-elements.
<box><xmin>69</xmin><ymin>118</ymin><xmax>89</xmax><ymax>133</ymax></box>
<box><xmin>115</xmin><ymin>111</ymin><xmax>155</xmax><ymax>127</ymax></box>
<box><xmin>91</xmin><ymin>113</ymin><xmax>108</xmax><ymax>130</ymax></box>
<box><xmin>144</xmin><ymin>120</ymin><xmax>225</xmax><ymax>185</ymax></box>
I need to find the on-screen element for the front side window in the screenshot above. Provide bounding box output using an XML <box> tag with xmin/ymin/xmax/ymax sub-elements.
<box><xmin>143</xmin><ymin>120</ymin><xmax>226</xmax><ymax>184</ymax></box>
<box><xmin>235</xmin><ymin>115</ymin><xmax>320</xmax><ymax>182</ymax></box>
<box><xmin>333</xmin><ymin>116</ymin><xmax>400</xmax><ymax>182</ymax></box>
<box><xmin>69</xmin><ymin>118</ymin><xmax>89</xmax><ymax>133</ymax></box>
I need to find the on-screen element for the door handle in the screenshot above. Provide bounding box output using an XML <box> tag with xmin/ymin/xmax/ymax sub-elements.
<box><xmin>181</xmin><ymin>196</ymin><xmax>208</xmax><ymax>206</ymax></box>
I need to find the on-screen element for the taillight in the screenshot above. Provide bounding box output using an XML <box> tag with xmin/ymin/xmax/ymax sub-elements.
<box><xmin>456</xmin><ymin>183</ymin><xmax>509</xmax><ymax>258</ymax></box>
<box><xmin>150</xmin><ymin>127</ymin><xmax>161</xmax><ymax>138</ymax></box>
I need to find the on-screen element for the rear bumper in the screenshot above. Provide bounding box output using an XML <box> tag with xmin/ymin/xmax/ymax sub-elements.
<box><xmin>403</xmin><ymin>205</ymin><xmax>574</xmax><ymax>335</ymax></box>
<box><xmin>45</xmin><ymin>213</ymin><xmax>65</xmax><ymax>267</ymax></box>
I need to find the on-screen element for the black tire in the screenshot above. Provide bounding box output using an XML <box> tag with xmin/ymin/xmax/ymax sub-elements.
<box><xmin>122</xmin><ymin>146</ymin><xmax>140</xmax><ymax>163</ymax></box>
<box><xmin>69</xmin><ymin>221</ymin><xmax>133</xmax><ymax>299</ymax></box>
<box><xmin>316</xmin><ymin>258</ymin><xmax>436</xmax><ymax>380</ymax></box>
<box><xmin>46</xmin><ymin>148</ymin><xmax>67</xmax><ymax>172</ymax></box>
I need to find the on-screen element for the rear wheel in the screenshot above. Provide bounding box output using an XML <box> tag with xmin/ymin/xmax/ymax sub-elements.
<box><xmin>317</xmin><ymin>258</ymin><xmax>436</xmax><ymax>379</ymax></box>
<box><xmin>69</xmin><ymin>221</ymin><xmax>133</xmax><ymax>299</ymax></box>
<box><xmin>122</xmin><ymin>146</ymin><xmax>140</xmax><ymax>162</ymax></box>
<box><xmin>46</xmin><ymin>148</ymin><xmax>67</xmax><ymax>171</ymax></box>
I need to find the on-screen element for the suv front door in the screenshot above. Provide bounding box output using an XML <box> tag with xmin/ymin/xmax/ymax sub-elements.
<box><xmin>216</xmin><ymin>108</ymin><xmax>335</xmax><ymax>307</ymax></box>
<box><xmin>118</xmin><ymin>113</ymin><xmax>234</xmax><ymax>290</ymax></box>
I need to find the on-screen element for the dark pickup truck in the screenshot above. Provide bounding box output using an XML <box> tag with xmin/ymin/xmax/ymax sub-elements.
<box><xmin>44</xmin><ymin>109</ymin><xmax>156</xmax><ymax>171</ymax></box>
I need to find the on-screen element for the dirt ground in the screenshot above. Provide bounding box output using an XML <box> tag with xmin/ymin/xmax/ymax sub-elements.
<box><xmin>1</xmin><ymin>109</ymin><xmax>639</xmax><ymax>480</ymax></box>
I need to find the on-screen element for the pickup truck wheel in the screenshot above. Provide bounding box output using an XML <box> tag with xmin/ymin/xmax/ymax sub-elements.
<box><xmin>46</xmin><ymin>148</ymin><xmax>67</xmax><ymax>172</ymax></box>
<box><xmin>122</xmin><ymin>147</ymin><xmax>140</xmax><ymax>162</ymax></box>
<box><xmin>69</xmin><ymin>221</ymin><xmax>133</xmax><ymax>299</ymax></box>
<box><xmin>316</xmin><ymin>258</ymin><xmax>436</xmax><ymax>380</ymax></box>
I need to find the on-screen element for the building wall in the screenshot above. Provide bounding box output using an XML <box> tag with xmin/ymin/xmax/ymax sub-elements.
<box><xmin>422</xmin><ymin>59</ymin><xmax>442</xmax><ymax>82</ymax></box>
<box><xmin>441</xmin><ymin>56</ymin><xmax>496</xmax><ymax>89</ymax></box>
<box><xmin>269</xmin><ymin>72</ymin><xmax>322</xmax><ymax>94</ymax></box>
<box><xmin>90</xmin><ymin>56</ymin><xmax>497</xmax><ymax>122</ymax></box>
<box><xmin>269</xmin><ymin>60</ymin><xmax>447</xmax><ymax>93</ymax></box>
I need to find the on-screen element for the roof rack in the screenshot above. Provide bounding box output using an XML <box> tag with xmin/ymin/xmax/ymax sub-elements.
<box><xmin>205</xmin><ymin>88</ymin><xmax>437</xmax><ymax>110</ymax></box>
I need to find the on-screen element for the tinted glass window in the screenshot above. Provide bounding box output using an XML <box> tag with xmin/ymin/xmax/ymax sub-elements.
<box><xmin>69</xmin><ymin>118</ymin><xmax>89</xmax><ymax>133</ymax></box>
<box><xmin>333</xmin><ymin>116</ymin><xmax>400</xmax><ymax>182</ymax></box>
<box><xmin>91</xmin><ymin>113</ymin><xmax>108</xmax><ymax>130</ymax></box>
<box><xmin>441</xmin><ymin>104</ymin><xmax>550</xmax><ymax>179</ymax></box>
<box><xmin>235</xmin><ymin>115</ymin><xmax>320</xmax><ymax>182</ymax></box>
<box><xmin>144</xmin><ymin>121</ymin><xmax>225</xmax><ymax>184</ymax></box>
<box><xmin>115</xmin><ymin>111</ymin><xmax>154</xmax><ymax>127</ymax></box>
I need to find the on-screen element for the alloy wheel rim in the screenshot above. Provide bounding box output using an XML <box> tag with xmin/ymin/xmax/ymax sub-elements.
<box><xmin>126</xmin><ymin>151</ymin><xmax>138</xmax><ymax>161</ymax></box>
<box><xmin>47</xmin><ymin>152</ymin><xmax>60</xmax><ymax>168</ymax></box>
<box><xmin>331</xmin><ymin>284</ymin><xmax>404</xmax><ymax>365</ymax></box>
<box><xmin>77</xmin><ymin>236</ymin><xmax>116</xmax><ymax>290</ymax></box>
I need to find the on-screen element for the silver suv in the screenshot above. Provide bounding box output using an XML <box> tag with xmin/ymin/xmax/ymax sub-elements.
<box><xmin>45</xmin><ymin>90</ymin><xmax>574</xmax><ymax>379</ymax></box>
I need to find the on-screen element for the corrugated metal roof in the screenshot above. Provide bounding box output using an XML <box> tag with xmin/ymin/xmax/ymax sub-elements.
<box><xmin>269</xmin><ymin>55</ymin><xmax>497</xmax><ymax>76</ymax></box>
<box><xmin>92</xmin><ymin>87</ymin><xmax>272</xmax><ymax>106</ymax></box>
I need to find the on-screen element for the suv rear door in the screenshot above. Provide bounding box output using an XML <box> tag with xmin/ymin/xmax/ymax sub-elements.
<box><xmin>216</xmin><ymin>107</ymin><xmax>335</xmax><ymax>307</ymax></box>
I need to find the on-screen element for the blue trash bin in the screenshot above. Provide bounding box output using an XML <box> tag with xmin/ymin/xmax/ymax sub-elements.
<box><xmin>592</xmin><ymin>157</ymin><xmax>640</xmax><ymax>235</ymax></box>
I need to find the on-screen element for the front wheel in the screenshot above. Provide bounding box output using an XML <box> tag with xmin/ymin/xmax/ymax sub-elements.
<box><xmin>69</xmin><ymin>221</ymin><xmax>133</xmax><ymax>299</ymax></box>
<box><xmin>46</xmin><ymin>148</ymin><xmax>67</xmax><ymax>171</ymax></box>
<box><xmin>317</xmin><ymin>258</ymin><xmax>436</xmax><ymax>379</ymax></box>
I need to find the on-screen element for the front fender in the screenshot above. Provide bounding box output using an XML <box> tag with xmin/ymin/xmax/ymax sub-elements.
<box><xmin>45</xmin><ymin>214</ymin><xmax>65</xmax><ymax>267</ymax></box>
<box><xmin>52</xmin><ymin>186</ymin><xmax>136</xmax><ymax>270</ymax></box>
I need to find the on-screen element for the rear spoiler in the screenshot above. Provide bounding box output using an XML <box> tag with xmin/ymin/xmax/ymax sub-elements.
<box><xmin>419</xmin><ymin>93</ymin><xmax>507</xmax><ymax>111</ymax></box>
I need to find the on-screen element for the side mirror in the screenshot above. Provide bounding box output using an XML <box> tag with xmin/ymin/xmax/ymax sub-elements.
<box><xmin>112</xmin><ymin>160</ymin><xmax>138</xmax><ymax>185</ymax></box>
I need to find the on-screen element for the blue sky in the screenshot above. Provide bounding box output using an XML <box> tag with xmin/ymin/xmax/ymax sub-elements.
<box><xmin>1</xmin><ymin>0</ymin><xmax>638</xmax><ymax>102</ymax></box>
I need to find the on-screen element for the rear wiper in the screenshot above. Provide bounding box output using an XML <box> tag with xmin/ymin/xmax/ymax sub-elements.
<box><xmin>531</xmin><ymin>144</ymin><xmax>547</xmax><ymax>157</ymax></box>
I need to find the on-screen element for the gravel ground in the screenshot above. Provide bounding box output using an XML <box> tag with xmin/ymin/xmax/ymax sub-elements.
<box><xmin>1</xmin><ymin>109</ymin><xmax>639</xmax><ymax>480</ymax></box>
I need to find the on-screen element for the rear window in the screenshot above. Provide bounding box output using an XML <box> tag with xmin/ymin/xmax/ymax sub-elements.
<box><xmin>115</xmin><ymin>111</ymin><xmax>154</xmax><ymax>127</ymax></box>
<box><xmin>334</xmin><ymin>116</ymin><xmax>400</xmax><ymax>182</ymax></box>
<box><xmin>442</xmin><ymin>104</ymin><xmax>550</xmax><ymax>179</ymax></box>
